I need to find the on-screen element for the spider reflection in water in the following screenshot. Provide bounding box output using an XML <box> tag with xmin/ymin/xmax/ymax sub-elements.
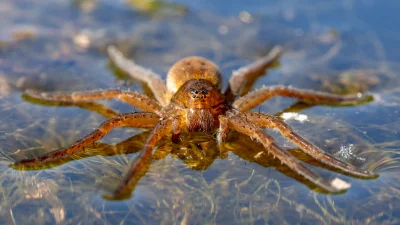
<box><xmin>12</xmin><ymin>46</ymin><xmax>377</xmax><ymax>199</ymax></box>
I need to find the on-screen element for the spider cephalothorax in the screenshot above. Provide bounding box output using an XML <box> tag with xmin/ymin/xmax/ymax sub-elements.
<box><xmin>13</xmin><ymin>45</ymin><xmax>377</xmax><ymax>199</ymax></box>
<box><xmin>170</xmin><ymin>79</ymin><xmax>227</xmax><ymax>132</ymax></box>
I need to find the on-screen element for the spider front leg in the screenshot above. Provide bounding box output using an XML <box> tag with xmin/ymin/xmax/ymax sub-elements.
<box><xmin>218</xmin><ymin>115</ymin><xmax>351</xmax><ymax>193</ymax></box>
<box><xmin>233</xmin><ymin>85</ymin><xmax>372</xmax><ymax>112</ymax></box>
<box><xmin>242</xmin><ymin>112</ymin><xmax>376</xmax><ymax>178</ymax></box>
<box><xmin>107</xmin><ymin>46</ymin><xmax>170</xmax><ymax>106</ymax></box>
<box><xmin>110</xmin><ymin>118</ymin><xmax>173</xmax><ymax>199</ymax></box>
<box><xmin>25</xmin><ymin>89</ymin><xmax>162</xmax><ymax>114</ymax></box>
<box><xmin>13</xmin><ymin>112</ymin><xmax>160</xmax><ymax>165</ymax></box>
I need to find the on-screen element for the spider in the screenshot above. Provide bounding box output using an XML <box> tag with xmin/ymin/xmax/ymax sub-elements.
<box><xmin>13</xmin><ymin>45</ymin><xmax>377</xmax><ymax>199</ymax></box>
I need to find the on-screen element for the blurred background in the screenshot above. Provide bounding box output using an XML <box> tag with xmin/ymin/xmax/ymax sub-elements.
<box><xmin>1</xmin><ymin>0</ymin><xmax>400</xmax><ymax>224</ymax></box>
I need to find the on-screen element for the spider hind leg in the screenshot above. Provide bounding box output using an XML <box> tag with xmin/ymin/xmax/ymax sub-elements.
<box><xmin>107</xmin><ymin>46</ymin><xmax>170</xmax><ymax>106</ymax></box>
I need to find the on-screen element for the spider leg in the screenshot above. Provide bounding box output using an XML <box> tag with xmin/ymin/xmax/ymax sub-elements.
<box><xmin>13</xmin><ymin>112</ymin><xmax>160</xmax><ymax>165</ymax></box>
<box><xmin>25</xmin><ymin>89</ymin><xmax>162</xmax><ymax>114</ymax></box>
<box><xmin>233</xmin><ymin>85</ymin><xmax>372</xmax><ymax>112</ymax></box>
<box><xmin>107</xmin><ymin>46</ymin><xmax>169</xmax><ymax>106</ymax></box>
<box><xmin>219</xmin><ymin>115</ymin><xmax>352</xmax><ymax>193</ymax></box>
<box><xmin>242</xmin><ymin>112</ymin><xmax>376</xmax><ymax>178</ymax></box>
<box><xmin>23</xmin><ymin>93</ymin><xmax>119</xmax><ymax>118</ymax></box>
<box><xmin>110</xmin><ymin>118</ymin><xmax>173</xmax><ymax>199</ymax></box>
<box><xmin>226</xmin><ymin>45</ymin><xmax>283</xmax><ymax>100</ymax></box>
<box><xmin>11</xmin><ymin>130</ymin><xmax>154</xmax><ymax>170</ymax></box>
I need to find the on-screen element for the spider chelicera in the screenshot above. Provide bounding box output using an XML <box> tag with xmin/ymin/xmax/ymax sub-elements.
<box><xmin>13</xmin><ymin>46</ymin><xmax>376</xmax><ymax>199</ymax></box>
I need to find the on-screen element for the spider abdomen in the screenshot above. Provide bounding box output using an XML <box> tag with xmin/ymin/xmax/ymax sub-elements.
<box><xmin>166</xmin><ymin>56</ymin><xmax>222</xmax><ymax>94</ymax></box>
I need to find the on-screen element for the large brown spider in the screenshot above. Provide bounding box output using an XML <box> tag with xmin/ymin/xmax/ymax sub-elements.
<box><xmin>13</xmin><ymin>46</ymin><xmax>376</xmax><ymax>199</ymax></box>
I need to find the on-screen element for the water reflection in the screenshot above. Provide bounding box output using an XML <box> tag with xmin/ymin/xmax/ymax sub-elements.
<box><xmin>11</xmin><ymin>124</ymin><xmax>378</xmax><ymax>200</ymax></box>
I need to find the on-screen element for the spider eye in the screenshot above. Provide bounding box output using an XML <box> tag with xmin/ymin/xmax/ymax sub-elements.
<box><xmin>189</xmin><ymin>88</ymin><xmax>199</xmax><ymax>95</ymax></box>
<box><xmin>200</xmin><ymin>89</ymin><xmax>208</xmax><ymax>95</ymax></box>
